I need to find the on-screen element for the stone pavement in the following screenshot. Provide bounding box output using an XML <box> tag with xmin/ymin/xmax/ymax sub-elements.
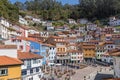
<box><xmin>71</xmin><ymin>66</ymin><xmax>113</xmax><ymax>80</ymax></box>
<box><xmin>71</xmin><ymin>66</ymin><xmax>100</xmax><ymax>80</ymax></box>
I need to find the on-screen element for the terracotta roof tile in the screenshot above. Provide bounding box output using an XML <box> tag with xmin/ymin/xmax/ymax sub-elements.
<box><xmin>18</xmin><ymin>51</ymin><xmax>43</xmax><ymax>60</ymax></box>
<box><xmin>0</xmin><ymin>45</ymin><xmax>17</xmax><ymax>49</ymax></box>
<box><xmin>0</xmin><ymin>56</ymin><xmax>22</xmax><ymax>66</ymax></box>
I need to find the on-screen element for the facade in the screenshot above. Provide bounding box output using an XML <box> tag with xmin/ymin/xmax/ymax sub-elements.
<box><xmin>82</xmin><ymin>44</ymin><xmax>96</xmax><ymax>60</ymax></box>
<box><xmin>4</xmin><ymin>37</ymin><xmax>30</xmax><ymax>52</ymax></box>
<box><xmin>18</xmin><ymin>51</ymin><xmax>43</xmax><ymax>80</ymax></box>
<box><xmin>0</xmin><ymin>56</ymin><xmax>22</xmax><ymax>80</ymax></box>
<box><xmin>0</xmin><ymin>24</ymin><xmax>9</xmax><ymax>39</ymax></box>
<box><xmin>0</xmin><ymin>17</ymin><xmax>10</xmax><ymax>27</ymax></box>
<box><xmin>19</xmin><ymin>15</ymin><xmax>28</xmax><ymax>25</ymax></box>
<box><xmin>69</xmin><ymin>50</ymin><xmax>83</xmax><ymax>63</ymax></box>
<box><xmin>108</xmin><ymin>49</ymin><xmax>120</xmax><ymax>78</ymax></box>
<box><xmin>77</xmin><ymin>18</ymin><xmax>88</xmax><ymax>24</ymax></box>
<box><xmin>0</xmin><ymin>45</ymin><xmax>17</xmax><ymax>58</ymax></box>
<box><xmin>96</xmin><ymin>43</ymin><xmax>107</xmax><ymax>60</ymax></box>
<box><xmin>109</xmin><ymin>16</ymin><xmax>120</xmax><ymax>26</ymax></box>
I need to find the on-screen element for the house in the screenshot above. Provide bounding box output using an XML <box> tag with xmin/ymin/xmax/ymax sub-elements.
<box><xmin>105</xmin><ymin>41</ymin><xmax>116</xmax><ymax>51</ymax></box>
<box><xmin>46</xmin><ymin>26</ymin><xmax>54</xmax><ymax>31</ymax></box>
<box><xmin>75</xmin><ymin>26</ymin><xmax>86</xmax><ymax>33</ymax></box>
<box><xmin>46</xmin><ymin>36</ymin><xmax>68</xmax><ymax>64</ymax></box>
<box><xmin>18</xmin><ymin>51</ymin><xmax>43</xmax><ymax>80</ymax></box>
<box><xmin>96</xmin><ymin>42</ymin><xmax>107</xmax><ymax>60</ymax></box>
<box><xmin>68</xmin><ymin>19</ymin><xmax>76</xmax><ymax>24</ymax></box>
<box><xmin>12</xmin><ymin>24</ymin><xmax>30</xmax><ymax>37</ymax></box>
<box><xmin>84</xmin><ymin>35</ymin><xmax>93</xmax><ymax>42</ymax></box>
<box><xmin>68</xmin><ymin>50</ymin><xmax>83</xmax><ymax>63</ymax></box>
<box><xmin>19</xmin><ymin>15</ymin><xmax>28</xmax><ymax>25</ymax></box>
<box><xmin>0</xmin><ymin>17</ymin><xmax>10</xmax><ymax>27</ymax></box>
<box><xmin>4</xmin><ymin>37</ymin><xmax>30</xmax><ymax>52</ymax></box>
<box><xmin>66</xmin><ymin>37</ymin><xmax>77</xmax><ymax>44</ymax></box>
<box><xmin>40</xmin><ymin>31</ymin><xmax>49</xmax><ymax>38</ymax></box>
<box><xmin>77</xmin><ymin>18</ymin><xmax>88</xmax><ymax>24</ymax></box>
<box><xmin>109</xmin><ymin>16</ymin><xmax>120</xmax><ymax>26</ymax></box>
<box><xmin>32</xmin><ymin>18</ymin><xmax>41</xmax><ymax>23</ymax></box>
<box><xmin>101</xmin><ymin>27</ymin><xmax>114</xmax><ymax>34</ymax></box>
<box><xmin>0</xmin><ymin>56</ymin><xmax>22</xmax><ymax>80</ymax></box>
<box><xmin>29</xmin><ymin>38</ymin><xmax>50</xmax><ymax>65</ymax></box>
<box><xmin>0</xmin><ymin>45</ymin><xmax>17</xmax><ymax>58</ymax></box>
<box><xmin>86</xmin><ymin>23</ymin><xmax>97</xmax><ymax>31</ymax></box>
<box><xmin>110</xmin><ymin>49</ymin><xmax>120</xmax><ymax>78</ymax></box>
<box><xmin>68</xmin><ymin>31</ymin><xmax>77</xmax><ymax>37</ymax></box>
<box><xmin>82</xmin><ymin>44</ymin><xmax>96</xmax><ymax>61</ymax></box>
<box><xmin>76</xmin><ymin>36</ymin><xmax>84</xmax><ymax>42</ymax></box>
<box><xmin>56</xmin><ymin>32</ymin><xmax>67</xmax><ymax>37</ymax></box>
<box><xmin>0</xmin><ymin>24</ymin><xmax>9</xmax><ymax>39</ymax></box>
<box><xmin>28</xmin><ymin>34</ymin><xmax>47</xmax><ymax>42</ymax></box>
<box><xmin>101</xmin><ymin>52</ymin><xmax>113</xmax><ymax>64</ymax></box>
<box><xmin>42</xmin><ymin>44</ymin><xmax>56</xmax><ymax>66</ymax></box>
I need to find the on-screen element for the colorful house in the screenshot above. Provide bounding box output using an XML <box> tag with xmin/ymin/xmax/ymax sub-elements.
<box><xmin>82</xmin><ymin>44</ymin><xmax>96</xmax><ymax>61</ymax></box>
<box><xmin>18</xmin><ymin>51</ymin><xmax>43</xmax><ymax>80</ymax></box>
<box><xmin>0</xmin><ymin>56</ymin><xmax>22</xmax><ymax>80</ymax></box>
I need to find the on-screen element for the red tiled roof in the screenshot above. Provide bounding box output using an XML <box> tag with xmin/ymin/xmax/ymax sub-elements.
<box><xmin>0</xmin><ymin>45</ymin><xmax>17</xmax><ymax>49</ymax></box>
<box><xmin>0</xmin><ymin>56</ymin><xmax>22</xmax><ymax>66</ymax></box>
<box><xmin>18</xmin><ymin>51</ymin><xmax>43</xmax><ymax>60</ymax></box>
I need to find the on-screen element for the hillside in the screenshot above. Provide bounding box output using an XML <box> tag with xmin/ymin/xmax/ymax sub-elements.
<box><xmin>0</xmin><ymin>0</ymin><xmax>19</xmax><ymax>22</ymax></box>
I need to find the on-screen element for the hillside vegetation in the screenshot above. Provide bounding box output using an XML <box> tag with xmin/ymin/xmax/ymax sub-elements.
<box><xmin>0</xmin><ymin>0</ymin><xmax>19</xmax><ymax>22</ymax></box>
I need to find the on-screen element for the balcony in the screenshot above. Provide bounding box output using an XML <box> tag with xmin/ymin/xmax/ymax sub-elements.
<box><xmin>57</xmin><ymin>56</ymin><xmax>70</xmax><ymax>60</ymax></box>
<box><xmin>31</xmin><ymin>49</ymin><xmax>40</xmax><ymax>52</ymax></box>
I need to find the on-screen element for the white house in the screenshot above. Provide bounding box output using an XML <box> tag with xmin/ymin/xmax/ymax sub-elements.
<box><xmin>78</xmin><ymin>18</ymin><xmax>88</xmax><ymax>24</ymax></box>
<box><xmin>19</xmin><ymin>15</ymin><xmax>28</xmax><ymax>25</ymax></box>
<box><xmin>4</xmin><ymin>37</ymin><xmax>30</xmax><ymax>52</ymax></box>
<box><xmin>68</xmin><ymin>19</ymin><xmax>77</xmax><ymax>24</ymax></box>
<box><xmin>109</xmin><ymin>16</ymin><xmax>120</xmax><ymax>26</ymax></box>
<box><xmin>18</xmin><ymin>51</ymin><xmax>43</xmax><ymax>80</ymax></box>
<box><xmin>68</xmin><ymin>50</ymin><xmax>83</xmax><ymax>63</ymax></box>
<box><xmin>0</xmin><ymin>24</ymin><xmax>9</xmax><ymax>39</ymax></box>
<box><xmin>0</xmin><ymin>17</ymin><xmax>10</xmax><ymax>27</ymax></box>
<box><xmin>40</xmin><ymin>32</ymin><xmax>49</xmax><ymax>38</ymax></box>
<box><xmin>101</xmin><ymin>52</ymin><xmax>113</xmax><ymax>64</ymax></box>
<box><xmin>43</xmin><ymin>44</ymin><xmax>56</xmax><ymax>66</ymax></box>
<box><xmin>0</xmin><ymin>45</ymin><xmax>17</xmax><ymax>58</ymax></box>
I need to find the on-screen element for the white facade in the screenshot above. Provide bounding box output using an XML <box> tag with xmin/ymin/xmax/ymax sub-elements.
<box><xmin>0</xmin><ymin>18</ymin><xmax>10</xmax><ymax>27</ymax></box>
<box><xmin>0</xmin><ymin>24</ymin><xmax>9</xmax><ymax>39</ymax></box>
<box><xmin>48</xmin><ymin>47</ymin><xmax>56</xmax><ymax>65</ymax></box>
<box><xmin>70</xmin><ymin>52</ymin><xmax>83</xmax><ymax>63</ymax></box>
<box><xmin>19</xmin><ymin>16</ymin><xmax>28</xmax><ymax>25</ymax></box>
<box><xmin>0</xmin><ymin>49</ymin><xmax>17</xmax><ymax>58</ymax></box>
<box><xmin>101</xmin><ymin>55</ymin><xmax>113</xmax><ymax>63</ymax></box>
<box><xmin>113</xmin><ymin>56</ymin><xmax>120</xmax><ymax>78</ymax></box>
<box><xmin>40</xmin><ymin>32</ymin><xmax>49</xmax><ymax>37</ymax></box>
<box><xmin>78</xmin><ymin>18</ymin><xmax>88</xmax><ymax>24</ymax></box>
<box><xmin>109</xmin><ymin>17</ymin><xmax>120</xmax><ymax>26</ymax></box>
<box><xmin>21</xmin><ymin>59</ymin><xmax>43</xmax><ymax>80</ymax></box>
<box><xmin>68</xmin><ymin>19</ymin><xmax>76</xmax><ymax>24</ymax></box>
<box><xmin>4</xmin><ymin>39</ymin><xmax>30</xmax><ymax>52</ymax></box>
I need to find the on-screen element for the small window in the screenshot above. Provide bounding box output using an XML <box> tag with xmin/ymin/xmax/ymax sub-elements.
<box><xmin>0</xmin><ymin>68</ymin><xmax>8</xmax><ymax>76</ymax></box>
<box><xmin>20</xmin><ymin>45</ymin><xmax>23</xmax><ymax>50</ymax></box>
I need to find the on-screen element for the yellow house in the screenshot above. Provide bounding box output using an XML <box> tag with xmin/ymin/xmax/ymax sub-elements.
<box><xmin>0</xmin><ymin>56</ymin><xmax>22</xmax><ymax>80</ymax></box>
<box><xmin>82</xmin><ymin>44</ymin><xmax>96</xmax><ymax>58</ymax></box>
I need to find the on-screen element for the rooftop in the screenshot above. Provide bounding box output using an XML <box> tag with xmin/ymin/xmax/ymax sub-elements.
<box><xmin>0</xmin><ymin>56</ymin><xmax>22</xmax><ymax>66</ymax></box>
<box><xmin>18</xmin><ymin>51</ymin><xmax>43</xmax><ymax>60</ymax></box>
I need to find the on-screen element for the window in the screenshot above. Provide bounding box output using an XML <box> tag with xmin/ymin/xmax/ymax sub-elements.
<box><xmin>30</xmin><ymin>69</ymin><xmax>33</xmax><ymax>74</ymax></box>
<box><xmin>22</xmin><ymin>70</ymin><xmax>27</xmax><ymax>76</ymax></box>
<box><xmin>36</xmin><ymin>67</ymin><xmax>39</xmax><ymax>72</ymax></box>
<box><xmin>20</xmin><ymin>45</ymin><xmax>23</xmax><ymax>50</ymax></box>
<box><xmin>0</xmin><ymin>68</ymin><xmax>8</xmax><ymax>76</ymax></box>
